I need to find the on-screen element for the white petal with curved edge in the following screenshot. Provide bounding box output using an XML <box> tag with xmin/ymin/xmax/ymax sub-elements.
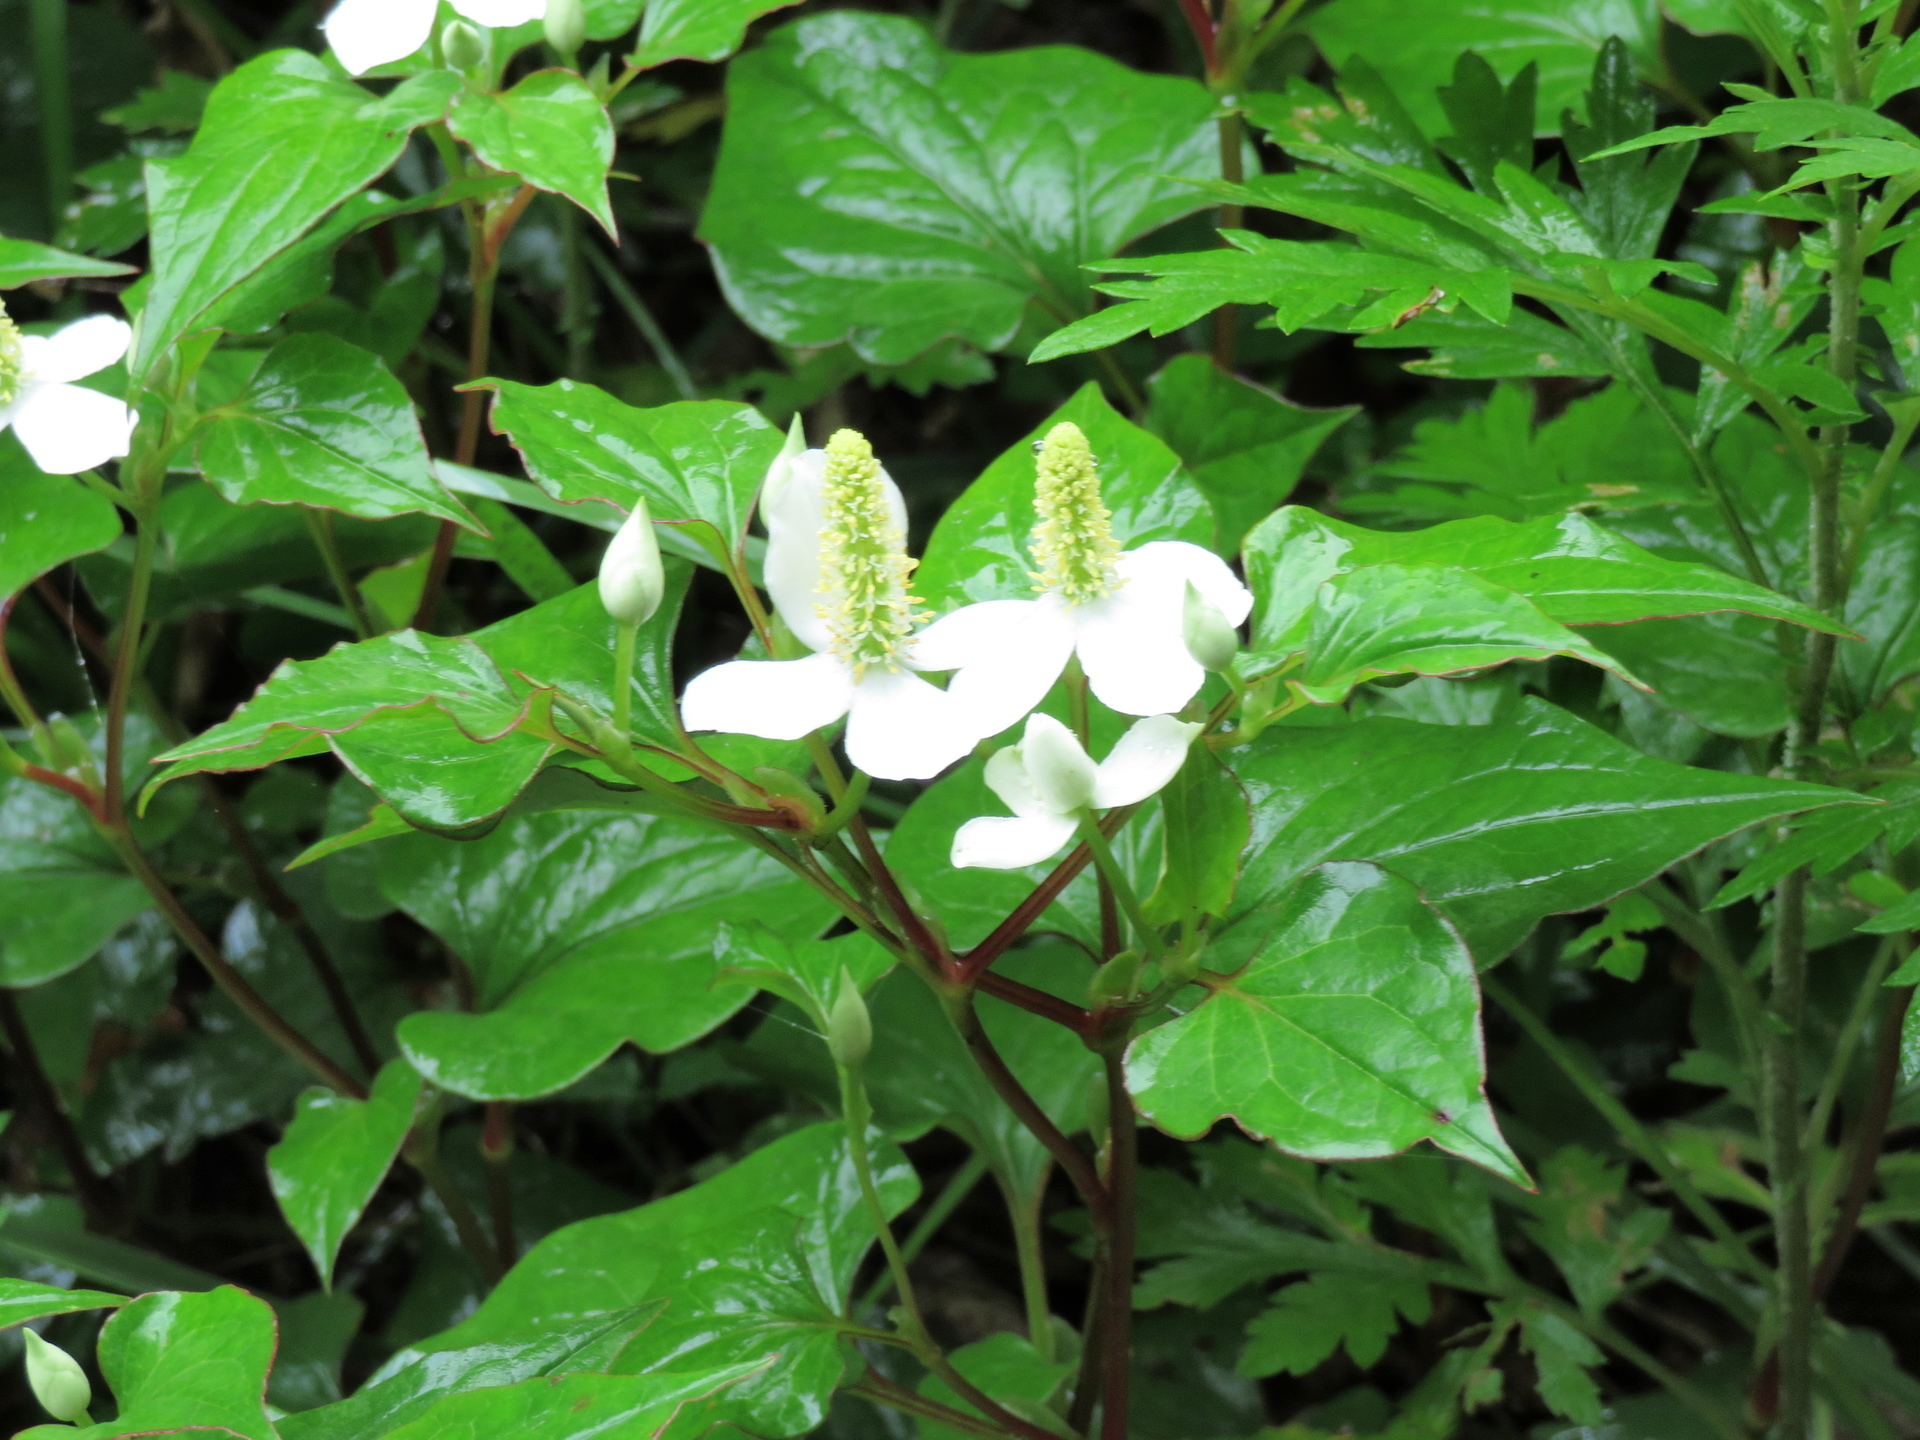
<box><xmin>762</xmin><ymin>449</ymin><xmax>834</xmax><ymax>653</ymax></box>
<box><xmin>1073</xmin><ymin>582</ymin><xmax>1205</xmax><ymax>717</ymax></box>
<box><xmin>1093</xmin><ymin>714</ymin><xmax>1204</xmax><ymax>808</ymax></box>
<box><xmin>453</xmin><ymin>0</ymin><xmax>544</xmax><ymax>25</ymax></box>
<box><xmin>12</xmin><ymin>384</ymin><xmax>134</xmax><ymax>474</ymax></box>
<box><xmin>680</xmin><ymin>653</ymin><xmax>852</xmax><ymax>741</ymax></box>
<box><xmin>24</xmin><ymin>316</ymin><xmax>131</xmax><ymax>385</ymax></box>
<box><xmin>1121</xmin><ymin>540</ymin><xmax>1252</xmax><ymax>625</ymax></box>
<box><xmin>324</xmin><ymin>0</ymin><xmax>437</xmax><ymax>72</ymax></box>
<box><xmin>844</xmin><ymin>666</ymin><xmax>980</xmax><ymax>781</ymax></box>
<box><xmin>1019</xmin><ymin>713</ymin><xmax>1096</xmax><ymax>813</ymax></box>
<box><xmin>983</xmin><ymin>744</ymin><xmax>1047</xmax><ymax>819</ymax></box>
<box><xmin>951</xmin><ymin>814</ymin><xmax>1078</xmax><ymax>870</ymax></box>
<box><xmin>919</xmin><ymin>598</ymin><xmax>1074</xmax><ymax>742</ymax></box>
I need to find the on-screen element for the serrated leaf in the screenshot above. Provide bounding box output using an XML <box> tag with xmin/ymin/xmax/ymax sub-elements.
<box><xmin>1237</xmin><ymin>1270</ymin><xmax>1432</xmax><ymax>1377</ymax></box>
<box><xmin>268</xmin><ymin>1058</ymin><xmax>423</xmax><ymax>1289</ymax></box>
<box><xmin>196</xmin><ymin>333</ymin><xmax>476</xmax><ymax>527</ymax></box>
<box><xmin>700</xmin><ymin>11</ymin><xmax>1217</xmax><ymax>365</ymax></box>
<box><xmin>1128</xmin><ymin>863</ymin><xmax>1522</xmax><ymax>1181</ymax></box>
<box><xmin>1356</xmin><ymin>304</ymin><xmax>1610</xmax><ymax>380</ymax></box>
<box><xmin>449</xmin><ymin>72</ymin><xmax>615</xmax><ymax>234</ymax></box>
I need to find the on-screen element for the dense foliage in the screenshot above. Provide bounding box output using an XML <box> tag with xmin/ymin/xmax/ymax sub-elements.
<box><xmin>3</xmin><ymin>0</ymin><xmax>1920</xmax><ymax>1437</ymax></box>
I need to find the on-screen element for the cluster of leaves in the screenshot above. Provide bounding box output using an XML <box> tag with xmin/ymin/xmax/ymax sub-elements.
<box><xmin>4</xmin><ymin>0</ymin><xmax>1920</xmax><ymax>1438</ymax></box>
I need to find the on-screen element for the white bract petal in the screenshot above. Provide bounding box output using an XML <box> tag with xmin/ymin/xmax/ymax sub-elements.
<box><xmin>1092</xmin><ymin>714</ymin><xmax>1203</xmax><ymax>808</ymax></box>
<box><xmin>323</xmin><ymin>0</ymin><xmax>438</xmax><ymax>74</ymax></box>
<box><xmin>984</xmin><ymin>743</ymin><xmax>1049</xmax><ymax>819</ymax></box>
<box><xmin>1020</xmin><ymin>713</ymin><xmax>1097</xmax><ymax>813</ymax></box>
<box><xmin>762</xmin><ymin>447</ymin><xmax>834</xmax><ymax>653</ymax></box>
<box><xmin>26</xmin><ymin>315</ymin><xmax>130</xmax><ymax>384</ymax></box>
<box><xmin>1072</xmin><ymin>577</ymin><xmax>1204</xmax><ymax>717</ymax></box>
<box><xmin>844</xmin><ymin>666</ymin><xmax>981</xmax><ymax>781</ymax></box>
<box><xmin>680</xmin><ymin>653</ymin><xmax>854</xmax><ymax>741</ymax></box>
<box><xmin>11</xmin><ymin>382</ymin><xmax>134</xmax><ymax>474</ymax></box>
<box><xmin>912</xmin><ymin>596</ymin><xmax>1074</xmax><ymax>741</ymax></box>
<box><xmin>951</xmin><ymin>813</ymin><xmax>1079</xmax><ymax>870</ymax></box>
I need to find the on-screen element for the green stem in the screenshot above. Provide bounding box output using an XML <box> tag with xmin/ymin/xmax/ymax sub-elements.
<box><xmin>858</xmin><ymin>1152</ymin><xmax>988</xmax><ymax>1314</ymax></box>
<box><xmin>1096</xmin><ymin>1050</ymin><xmax>1136</xmax><ymax>1440</ymax></box>
<box><xmin>583</xmin><ymin>242</ymin><xmax>698</xmax><ymax>401</ymax></box>
<box><xmin>481</xmin><ymin>1100</ymin><xmax>516</xmax><ymax>1270</ymax></box>
<box><xmin>1076</xmin><ymin>814</ymin><xmax>1165</xmax><ymax>961</ymax></box>
<box><xmin>611</xmin><ymin>620</ymin><xmax>638</xmax><ymax>739</ymax></box>
<box><xmin>29</xmin><ymin>0</ymin><xmax>69</xmax><ymax>237</ymax></box>
<box><xmin>405</xmin><ymin>1126</ymin><xmax>503</xmax><ymax>1284</ymax></box>
<box><xmin>1803</xmin><ymin>934</ymin><xmax>1898</xmax><ymax>1155</ymax></box>
<box><xmin>998</xmin><ymin>1173</ymin><xmax>1055</xmax><ymax>1362</ymax></box>
<box><xmin>1212</xmin><ymin>108</ymin><xmax>1244</xmax><ymax>372</ymax></box>
<box><xmin>103</xmin><ymin>507</ymin><xmax>157</xmax><ymax>826</ymax></box>
<box><xmin>304</xmin><ymin>509</ymin><xmax>375</xmax><ymax>640</ymax></box>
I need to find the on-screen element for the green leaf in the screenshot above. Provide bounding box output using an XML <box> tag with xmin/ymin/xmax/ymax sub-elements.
<box><xmin>713</xmin><ymin>925</ymin><xmax>896</xmax><ymax>1030</ymax></box>
<box><xmin>0</xmin><ymin>769</ymin><xmax>151</xmax><ymax>989</ymax></box>
<box><xmin>1144</xmin><ymin>354</ymin><xmax>1355</xmax><ymax>555</ymax></box>
<box><xmin>1434</xmin><ymin>52</ymin><xmax>1537</xmax><ymax>194</ymax></box>
<box><xmin>1354</xmin><ymin>304</ymin><xmax>1611</xmax><ymax>380</ymax></box>
<box><xmin>55</xmin><ymin>1287</ymin><xmax>277</xmax><ymax>1440</ymax></box>
<box><xmin>0</xmin><ymin>1280</ymin><xmax>128</xmax><ymax>1329</ymax></box>
<box><xmin>449</xmin><ymin>72</ymin><xmax>615</xmax><ymax>234</ymax></box>
<box><xmin>0</xmin><ymin>236</ymin><xmax>136</xmax><ymax>288</ymax></box>
<box><xmin>630</xmin><ymin>0</ymin><xmax>800</xmax><ymax>66</ymax></box>
<box><xmin>135</xmin><ymin>52</ymin><xmax>434</xmax><ymax>373</ymax></box>
<box><xmin>382</xmin><ymin>813</ymin><xmax>833</xmax><ymax>1098</ymax></box>
<box><xmin>1586</xmin><ymin>614</ymin><xmax>1791</xmax><ymax>737</ymax></box>
<box><xmin>1707</xmin><ymin>804</ymin><xmax>1890</xmax><ymax>910</ymax></box>
<box><xmin>1228</xmin><ymin>698</ymin><xmax>1860</xmax><ymax>960</ymax></box>
<box><xmin>917</xmin><ymin>1332</ymin><xmax>1074</xmax><ymax>1440</ymax></box>
<box><xmin>196</xmin><ymin>333</ymin><xmax>476</xmax><ymax>527</ymax></box>
<box><xmin>267</xmin><ymin>1058</ymin><xmax>423</xmax><ymax>1289</ymax></box>
<box><xmin>1236</xmin><ymin>1269</ymin><xmax>1432</xmax><ymax>1377</ymax></box>
<box><xmin>412</xmin><ymin>1123</ymin><xmax>918</xmax><ymax>1438</ymax></box>
<box><xmin>1563</xmin><ymin>37</ymin><xmax>1696</xmax><ymax>261</ymax></box>
<box><xmin>483</xmin><ymin>380</ymin><xmax>782</xmax><ymax>563</ymax></box>
<box><xmin>1142</xmin><ymin>746</ymin><xmax>1250</xmax><ymax>928</ymax></box>
<box><xmin>700</xmin><ymin>11</ymin><xmax>1217</xmax><ymax>365</ymax></box>
<box><xmin>0</xmin><ymin>1197</ymin><xmax>225</xmax><ymax>1296</ymax></box>
<box><xmin>0</xmin><ymin>444</ymin><xmax>124</xmax><ymax>601</ymax></box>
<box><xmin>916</xmin><ymin>382</ymin><xmax>1212</xmax><ymax>612</ymax></box>
<box><xmin>1496</xmin><ymin>1301</ymin><xmax>1606</xmax><ymax>1426</ymax></box>
<box><xmin>374</xmin><ymin>1363</ymin><xmax>764</xmax><ymax>1440</ymax></box>
<box><xmin>269</xmin><ymin>1291</ymin><xmax>365</xmax><ymax>1414</ymax></box>
<box><xmin>1128</xmin><ymin>863</ymin><xmax>1523</xmax><ymax>1180</ymax></box>
<box><xmin>1305</xmin><ymin>0</ymin><xmax>1660</xmax><ymax>136</ymax></box>
<box><xmin>1519</xmin><ymin>1147</ymin><xmax>1668</xmax><ymax>1316</ymax></box>
<box><xmin>101</xmin><ymin>69</ymin><xmax>212</xmax><ymax>132</ymax></box>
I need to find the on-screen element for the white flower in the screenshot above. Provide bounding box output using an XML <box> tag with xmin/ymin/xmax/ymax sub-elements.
<box><xmin>322</xmin><ymin>0</ymin><xmax>545</xmax><ymax>76</ymax></box>
<box><xmin>680</xmin><ymin>428</ymin><xmax>1020</xmax><ymax>782</ymax></box>
<box><xmin>951</xmin><ymin>712</ymin><xmax>1202</xmax><ymax>870</ymax></box>
<box><xmin>0</xmin><ymin>312</ymin><xmax>134</xmax><ymax>475</ymax></box>
<box><xmin>917</xmin><ymin>423</ymin><xmax>1253</xmax><ymax>738</ymax></box>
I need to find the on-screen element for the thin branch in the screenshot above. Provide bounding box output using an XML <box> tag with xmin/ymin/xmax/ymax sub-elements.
<box><xmin>1814</xmin><ymin>982</ymin><xmax>1916</xmax><ymax>1296</ymax></box>
<box><xmin>0</xmin><ymin>989</ymin><xmax>120</xmax><ymax>1233</ymax></box>
<box><xmin>1097</xmin><ymin>1050</ymin><xmax>1137</xmax><ymax>1440</ymax></box>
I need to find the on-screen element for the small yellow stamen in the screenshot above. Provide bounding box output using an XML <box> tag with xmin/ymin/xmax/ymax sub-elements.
<box><xmin>1029</xmin><ymin>422</ymin><xmax>1120</xmax><ymax>605</ymax></box>
<box><xmin>816</xmin><ymin>428</ymin><xmax>927</xmax><ymax>675</ymax></box>
<box><xmin>0</xmin><ymin>302</ymin><xmax>23</xmax><ymax>409</ymax></box>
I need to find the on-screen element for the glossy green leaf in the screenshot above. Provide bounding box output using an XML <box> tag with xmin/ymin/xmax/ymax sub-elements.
<box><xmin>413</xmin><ymin>1123</ymin><xmax>918</xmax><ymax>1437</ymax></box>
<box><xmin>0</xmin><ymin>768</ymin><xmax>151</xmax><ymax>989</ymax></box>
<box><xmin>1142</xmin><ymin>746</ymin><xmax>1250</xmax><ymax>928</ymax></box>
<box><xmin>1355</xmin><ymin>304</ymin><xmax>1610</xmax><ymax>379</ymax></box>
<box><xmin>0</xmin><ymin>444</ymin><xmax>123</xmax><ymax>601</ymax></box>
<box><xmin>713</xmin><ymin>925</ymin><xmax>896</xmax><ymax>1029</ymax></box>
<box><xmin>1144</xmin><ymin>355</ymin><xmax>1355</xmax><ymax>554</ymax></box>
<box><xmin>483</xmin><ymin>380</ymin><xmax>782</xmax><ymax>562</ymax></box>
<box><xmin>382</xmin><ymin>812</ymin><xmax>832</xmax><ymax>1098</ymax></box>
<box><xmin>1128</xmin><ymin>863</ymin><xmax>1522</xmax><ymax>1181</ymax></box>
<box><xmin>630</xmin><ymin>0</ymin><xmax>799</xmax><ymax>65</ymax></box>
<box><xmin>1305</xmin><ymin>1</ymin><xmax>1660</xmax><ymax>138</ymax></box>
<box><xmin>1228</xmin><ymin>698</ymin><xmax>1860</xmax><ymax>960</ymax></box>
<box><xmin>135</xmin><ymin>52</ymin><xmax>435</xmax><ymax>373</ymax></box>
<box><xmin>916</xmin><ymin>382</ymin><xmax>1213</xmax><ymax>611</ymax></box>
<box><xmin>41</xmin><ymin>1287</ymin><xmax>277</xmax><ymax>1440</ymax></box>
<box><xmin>196</xmin><ymin>334</ymin><xmax>476</xmax><ymax>527</ymax></box>
<box><xmin>375</xmin><ymin>1364</ymin><xmax>765</xmax><ymax>1440</ymax></box>
<box><xmin>449</xmin><ymin>72</ymin><xmax>615</xmax><ymax>234</ymax></box>
<box><xmin>700</xmin><ymin>11</ymin><xmax>1218</xmax><ymax>365</ymax></box>
<box><xmin>917</xmin><ymin>1332</ymin><xmax>1074</xmax><ymax>1440</ymax></box>
<box><xmin>0</xmin><ymin>1280</ymin><xmax>128</xmax><ymax>1329</ymax></box>
<box><xmin>0</xmin><ymin>237</ymin><xmax>136</xmax><ymax>288</ymax></box>
<box><xmin>267</xmin><ymin>1058</ymin><xmax>423</xmax><ymax>1289</ymax></box>
<box><xmin>269</xmin><ymin>1291</ymin><xmax>365</xmax><ymax>1414</ymax></box>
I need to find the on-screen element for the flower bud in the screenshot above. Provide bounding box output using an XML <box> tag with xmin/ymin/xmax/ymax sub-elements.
<box><xmin>543</xmin><ymin>0</ymin><xmax>585</xmax><ymax>60</ymax></box>
<box><xmin>1087</xmin><ymin>950</ymin><xmax>1141</xmax><ymax>1009</ymax></box>
<box><xmin>23</xmin><ymin>1329</ymin><xmax>91</xmax><ymax>1425</ymax></box>
<box><xmin>440</xmin><ymin>18</ymin><xmax>487</xmax><ymax>72</ymax></box>
<box><xmin>1182</xmin><ymin>581</ymin><xmax>1238</xmax><ymax>673</ymax></box>
<box><xmin>825</xmin><ymin>967</ymin><xmax>872</xmax><ymax>1071</ymax></box>
<box><xmin>1020</xmin><ymin>713</ymin><xmax>1097</xmax><ymax>814</ymax></box>
<box><xmin>599</xmin><ymin>497</ymin><xmax>665</xmax><ymax>626</ymax></box>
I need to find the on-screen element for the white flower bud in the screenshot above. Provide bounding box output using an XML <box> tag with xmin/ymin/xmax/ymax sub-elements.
<box><xmin>599</xmin><ymin>497</ymin><xmax>665</xmax><ymax>626</ymax></box>
<box><xmin>1020</xmin><ymin>713</ymin><xmax>1097</xmax><ymax>814</ymax></box>
<box><xmin>440</xmin><ymin>19</ymin><xmax>487</xmax><ymax>72</ymax></box>
<box><xmin>543</xmin><ymin>0</ymin><xmax>585</xmax><ymax>59</ymax></box>
<box><xmin>1182</xmin><ymin>580</ymin><xmax>1238</xmax><ymax>674</ymax></box>
<box><xmin>23</xmin><ymin>1329</ymin><xmax>91</xmax><ymax>1425</ymax></box>
<box><xmin>825</xmin><ymin>967</ymin><xmax>872</xmax><ymax>1070</ymax></box>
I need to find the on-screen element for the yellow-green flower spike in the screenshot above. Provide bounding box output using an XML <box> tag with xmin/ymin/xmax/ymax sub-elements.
<box><xmin>1029</xmin><ymin>421</ymin><xmax>1119</xmax><ymax>605</ymax></box>
<box><xmin>0</xmin><ymin>301</ymin><xmax>23</xmax><ymax>408</ymax></box>
<box><xmin>816</xmin><ymin>428</ymin><xmax>926</xmax><ymax>674</ymax></box>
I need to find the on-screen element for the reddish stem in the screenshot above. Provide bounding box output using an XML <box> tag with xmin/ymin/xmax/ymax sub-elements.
<box><xmin>1178</xmin><ymin>0</ymin><xmax>1219</xmax><ymax>73</ymax></box>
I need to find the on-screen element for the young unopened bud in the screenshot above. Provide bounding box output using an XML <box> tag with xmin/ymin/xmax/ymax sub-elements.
<box><xmin>23</xmin><ymin>1329</ymin><xmax>91</xmax><ymax>1425</ymax></box>
<box><xmin>825</xmin><ymin>967</ymin><xmax>872</xmax><ymax>1070</ymax></box>
<box><xmin>440</xmin><ymin>18</ymin><xmax>487</xmax><ymax>72</ymax></box>
<box><xmin>599</xmin><ymin>497</ymin><xmax>665</xmax><ymax>626</ymax></box>
<box><xmin>543</xmin><ymin>0</ymin><xmax>585</xmax><ymax>60</ymax></box>
<box><xmin>1182</xmin><ymin>580</ymin><xmax>1238</xmax><ymax>673</ymax></box>
<box><xmin>1087</xmin><ymin>950</ymin><xmax>1142</xmax><ymax>1008</ymax></box>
